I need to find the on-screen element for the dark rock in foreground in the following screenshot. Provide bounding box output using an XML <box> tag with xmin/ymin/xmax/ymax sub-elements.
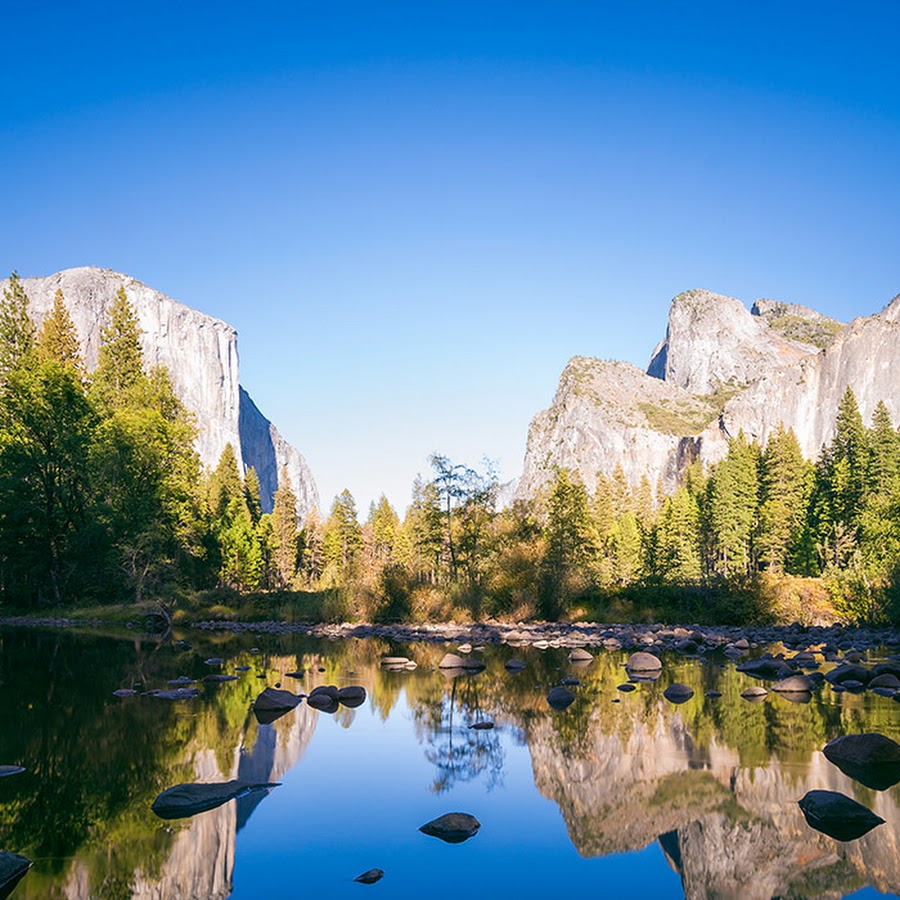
<box><xmin>354</xmin><ymin>868</ymin><xmax>384</xmax><ymax>884</ymax></box>
<box><xmin>419</xmin><ymin>812</ymin><xmax>481</xmax><ymax>843</ymax></box>
<box><xmin>823</xmin><ymin>733</ymin><xmax>900</xmax><ymax>791</ymax></box>
<box><xmin>798</xmin><ymin>789</ymin><xmax>884</xmax><ymax>841</ymax></box>
<box><xmin>151</xmin><ymin>780</ymin><xmax>280</xmax><ymax>820</ymax></box>
<box><xmin>0</xmin><ymin>852</ymin><xmax>31</xmax><ymax>900</ymax></box>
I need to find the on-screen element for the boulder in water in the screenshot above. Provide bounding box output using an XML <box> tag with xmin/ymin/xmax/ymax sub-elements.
<box><xmin>354</xmin><ymin>868</ymin><xmax>384</xmax><ymax>884</ymax></box>
<box><xmin>798</xmin><ymin>789</ymin><xmax>884</xmax><ymax>841</ymax></box>
<box><xmin>823</xmin><ymin>733</ymin><xmax>900</xmax><ymax>790</ymax></box>
<box><xmin>626</xmin><ymin>652</ymin><xmax>661</xmax><ymax>672</ymax></box>
<box><xmin>771</xmin><ymin>674</ymin><xmax>817</xmax><ymax>693</ymax></box>
<box><xmin>419</xmin><ymin>812</ymin><xmax>481</xmax><ymax>843</ymax></box>
<box><xmin>152</xmin><ymin>780</ymin><xmax>280</xmax><ymax>820</ymax></box>
<box><xmin>547</xmin><ymin>686</ymin><xmax>575</xmax><ymax>710</ymax></box>
<box><xmin>338</xmin><ymin>686</ymin><xmax>367</xmax><ymax>708</ymax></box>
<box><xmin>663</xmin><ymin>683</ymin><xmax>694</xmax><ymax>704</ymax></box>
<box><xmin>254</xmin><ymin>687</ymin><xmax>301</xmax><ymax>724</ymax></box>
<box><xmin>504</xmin><ymin>658</ymin><xmax>526</xmax><ymax>672</ymax></box>
<box><xmin>568</xmin><ymin>648</ymin><xmax>593</xmax><ymax>663</ymax></box>
<box><xmin>0</xmin><ymin>852</ymin><xmax>31</xmax><ymax>899</ymax></box>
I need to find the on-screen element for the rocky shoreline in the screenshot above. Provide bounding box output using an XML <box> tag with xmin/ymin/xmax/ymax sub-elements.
<box><xmin>2</xmin><ymin>615</ymin><xmax>899</xmax><ymax>655</ymax></box>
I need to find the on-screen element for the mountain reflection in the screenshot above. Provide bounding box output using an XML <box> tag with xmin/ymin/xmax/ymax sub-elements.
<box><xmin>1</xmin><ymin>628</ymin><xmax>899</xmax><ymax>898</ymax></box>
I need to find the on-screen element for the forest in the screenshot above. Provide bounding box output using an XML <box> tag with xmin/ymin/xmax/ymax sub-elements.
<box><xmin>2</xmin><ymin>274</ymin><xmax>900</xmax><ymax>625</ymax></box>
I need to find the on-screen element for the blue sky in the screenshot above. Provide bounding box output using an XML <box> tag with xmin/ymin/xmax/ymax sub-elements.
<box><xmin>3</xmin><ymin>2</ymin><xmax>900</xmax><ymax>514</ymax></box>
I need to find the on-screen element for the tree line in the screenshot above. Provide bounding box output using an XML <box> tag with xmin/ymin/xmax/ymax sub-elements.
<box><xmin>4</xmin><ymin>272</ymin><xmax>900</xmax><ymax>623</ymax></box>
<box><xmin>0</xmin><ymin>275</ymin><xmax>303</xmax><ymax>606</ymax></box>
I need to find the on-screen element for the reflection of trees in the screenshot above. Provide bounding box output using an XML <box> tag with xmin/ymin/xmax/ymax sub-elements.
<box><xmin>416</xmin><ymin>674</ymin><xmax>504</xmax><ymax>794</ymax></box>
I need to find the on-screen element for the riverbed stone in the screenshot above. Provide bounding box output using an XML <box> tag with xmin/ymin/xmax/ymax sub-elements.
<box><xmin>547</xmin><ymin>686</ymin><xmax>576</xmax><ymax>710</ymax></box>
<box><xmin>419</xmin><ymin>812</ymin><xmax>481</xmax><ymax>843</ymax></box>
<box><xmin>798</xmin><ymin>789</ymin><xmax>884</xmax><ymax>841</ymax></box>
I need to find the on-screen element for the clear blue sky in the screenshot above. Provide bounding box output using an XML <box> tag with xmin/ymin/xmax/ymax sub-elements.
<box><xmin>3</xmin><ymin>2</ymin><xmax>900</xmax><ymax>514</ymax></box>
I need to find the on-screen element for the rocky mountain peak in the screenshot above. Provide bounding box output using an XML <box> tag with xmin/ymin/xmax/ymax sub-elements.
<box><xmin>519</xmin><ymin>284</ymin><xmax>898</xmax><ymax>501</ymax></box>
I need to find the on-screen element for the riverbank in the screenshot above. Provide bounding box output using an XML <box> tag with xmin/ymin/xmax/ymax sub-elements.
<box><xmin>2</xmin><ymin>611</ymin><xmax>898</xmax><ymax>655</ymax></box>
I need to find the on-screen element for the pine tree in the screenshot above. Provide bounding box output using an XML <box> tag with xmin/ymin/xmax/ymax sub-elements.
<box><xmin>653</xmin><ymin>486</ymin><xmax>702</xmax><ymax>583</ymax></box>
<box><xmin>244</xmin><ymin>466</ymin><xmax>262</xmax><ymax>525</ymax></box>
<box><xmin>270</xmin><ymin>467</ymin><xmax>299</xmax><ymax>588</ymax></box>
<box><xmin>831</xmin><ymin>386</ymin><xmax>870</xmax><ymax>523</ymax></box>
<box><xmin>208</xmin><ymin>444</ymin><xmax>246</xmax><ymax>522</ymax></box>
<box><xmin>37</xmin><ymin>289</ymin><xmax>82</xmax><ymax>371</ymax></box>
<box><xmin>367</xmin><ymin>494</ymin><xmax>399</xmax><ymax>567</ymax></box>
<box><xmin>0</xmin><ymin>272</ymin><xmax>35</xmax><ymax>385</ymax></box>
<box><xmin>323</xmin><ymin>489</ymin><xmax>362</xmax><ymax>582</ymax></box>
<box><xmin>868</xmin><ymin>401</ymin><xmax>899</xmax><ymax>496</ymax></box>
<box><xmin>93</xmin><ymin>286</ymin><xmax>143</xmax><ymax>405</ymax></box>
<box><xmin>708</xmin><ymin>431</ymin><xmax>760</xmax><ymax>577</ymax></box>
<box><xmin>758</xmin><ymin>425</ymin><xmax>809</xmax><ymax>572</ymax></box>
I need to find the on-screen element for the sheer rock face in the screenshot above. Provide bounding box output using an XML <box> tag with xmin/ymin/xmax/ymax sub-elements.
<box><xmin>518</xmin><ymin>286</ymin><xmax>900</xmax><ymax>498</ymax></box>
<box><xmin>4</xmin><ymin>267</ymin><xmax>318</xmax><ymax>517</ymax></box>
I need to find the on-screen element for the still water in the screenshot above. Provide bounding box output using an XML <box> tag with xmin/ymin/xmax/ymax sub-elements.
<box><xmin>0</xmin><ymin>626</ymin><xmax>898</xmax><ymax>899</ymax></box>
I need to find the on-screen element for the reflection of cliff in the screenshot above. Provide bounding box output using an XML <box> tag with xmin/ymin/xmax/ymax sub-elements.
<box><xmin>525</xmin><ymin>704</ymin><xmax>900</xmax><ymax>899</ymax></box>
<box><xmin>55</xmin><ymin>656</ymin><xmax>320</xmax><ymax>900</ymax></box>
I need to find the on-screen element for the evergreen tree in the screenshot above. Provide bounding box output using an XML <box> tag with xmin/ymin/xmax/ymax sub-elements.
<box><xmin>244</xmin><ymin>466</ymin><xmax>262</xmax><ymax>525</ymax></box>
<box><xmin>367</xmin><ymin>494</ymin><xmax>399</xmax><ymax>567</ymax></box>
<box><xmin>611</xmin><ymin>509</ymin><xmax>642</xmax><ymax>584</ymax></box>
<box><xmin>208</xmin><ymin>444</ymin><xmax>246</xmax><ymax>522</ymax></box>
<box><xmin>322</xmin><ymin>489</ymin><xmax>362</xmax><ymax>582</ymax></box>
<box><xmin>540</xmin><ymin>469</ymin><xmax>598</xmax><ymax>618</ymax></box>
<box><xmin>653</xmin><ymin>486</ymin><xmax>702</xmax><ymax>583</ymax></box>
<box><xmin>93</xmin><ymin>286</ymin><xmax>143</xmax><ymax>405</ymax></box>
<box><xmin>868</xmin><ymin>401</ymin><xmax>900</xmax><ymax>496</ymax></box>
<box><xmin>37</xmin><ymin>289</ymin><xmax>82</xmax><ymax>371</ymax></box>
<box><xmin>0</xmin><ymin>272</ymin><xmax>35</xmax><ymax>386</ymax></box>
<box><xmin>403</xmin><ymin>476</ymin><xmax>443</xmax><ymax>582</ymax></box>
<box><xmin>758</xmin><ymin>425</ymin><xmax>809</xmax><ymax>572</ymax></box>
<box><xmin>270</xmin><ymin>467</ymin><xmax>299</xmax><ymax>588</ymax></box>
<box><xmin>831</xmin><ymin>386</ymin><xmax>870</xmax><ymax>523</ymax></box>
<box><xmin>709</xmin><ymin>431</ymin><xmax>760</xmax><ymax>577</ymax></box>
<box><xmin>0</xmin><ymin>359</ymin><xmax>97</xmax><ymax>605</ymax></box>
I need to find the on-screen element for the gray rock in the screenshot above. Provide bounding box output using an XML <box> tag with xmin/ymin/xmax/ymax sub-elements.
<box><xmin>626</xmin><ymin>651</ymin><xmax>662</xmax><ymax>672</ymax></box>
<box><xmin>354</xmin><ymin>868</ymin><xmax>384</xmax><ymax>884</ymax></box>
<box><xmin>771</xmin><ymin>674</ymin><xmax>817</xmax><ymax>693</ymax></box>
<box><xmin>112</xmin><ymin>689</ymin><xmax>137</xmax><ymax>697</ymax></box>
<box><xmin>568</xmin><ymin>648</ymin><xmax>594</xmax><ymax>663</ymax></box>
<box><xmin>419</xmin><ymin>812</ymin><xmax>481</xmax><ymax>843</ymax></box>
<box><xmin>504</xmin><ymin>658</ymin><xmax>526</xmax><ymax>672</ymax></box>
<box><xmin>0</xmin><ymin>767</ymin><xmax>24</xmax><ymax>778</ymax></box>
<box><xmin>741</xmin><ymin>686</ymin><xmax>768</xmax><ymax>701</ymax></box>
<box><xmin>152</xmin><ymin>687</ymin><xmax>201</xmax><ymax>700</ymax></box>
<box><xmin>152</xmin><ymin>781</ymin><xmax>280</xmax><ymax>820</ymax></box>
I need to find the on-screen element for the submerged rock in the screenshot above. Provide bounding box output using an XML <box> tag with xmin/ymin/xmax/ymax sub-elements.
<box><xmin>823</xmin><ymin>733</ymin><xmax>900</xmax><ymax>791</ymax></box>
<box><xmin>469</xmin><ymin>721</ymin><xmax>494</xmax><ymax>730</ymax></box>
<box><xmin>798</xmin><ymin>789</ymin><xmax>884</xmax><ymax>841</ymax></box>
<box><xmin>203</xmin><ymin>674</ymin><xmax>238</xmax><ymax>683</ymax></box>
<box><xmin>419</xmin><ymin>812</ymin><xmax>481</xmax><ymax>843</ymax></box>
<box><xmin>504</xmin><ymin>658</ymin><xmax>526</xmax><ymax>672</ymax></box>
<box><xmin>354</xmin><ymin>868</ymin><xmax>384</xmax><ymax>884</ymax></box>
<box><xmin>439</xmin><ymin>653</ymin><xmax>485</xmax><ymax>672</ymax></box>
<box><xmin>152</xmin><ymin>687</ymin><xmax>201</xmax><ymax>700</ymax></box>
<box><xmin>152</xmin><ymin>780</ymin><xmax>280</xmax><ymax>820</ymax></box>
<box><xmin>0</xmin><ymin>767</ymin><xmax>24</xmax><ymax>778</ymax></box>
<box><xmin>568</xmin><ymin>648</ymin><xmax>594</xmax><ymax>664</ymax></box>
<box><xmin>0</xmin><ymin>852</ymin><xmax>31</xmax><ymax>900</ymax></box>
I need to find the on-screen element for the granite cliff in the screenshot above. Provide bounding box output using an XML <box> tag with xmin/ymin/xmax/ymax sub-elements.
<box><xmin>3</xmin><ymin>267</ymin><xmax>318</xmax><ymax>517</ymax></box>
<box><xmin>518</xmin><ymin>285</ymin><xmax>895</xmax><ymax>498</ymax></box>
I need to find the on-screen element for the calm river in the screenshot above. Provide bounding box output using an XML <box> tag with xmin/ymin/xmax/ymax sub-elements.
<box><xmin>0</xmin><ymin>626</ymin><xmax>898</xmax><ymax>899</ymax></box>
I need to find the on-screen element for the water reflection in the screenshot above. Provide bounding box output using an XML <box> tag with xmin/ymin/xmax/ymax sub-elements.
<box><xmin>0</xmin><ymin>628</ymin><xmax>899</xmax><ymax>897</ymax></box>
